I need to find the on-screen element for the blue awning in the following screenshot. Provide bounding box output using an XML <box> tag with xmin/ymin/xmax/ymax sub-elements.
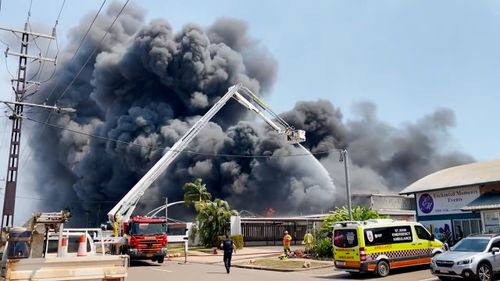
<box><xmin>461</xmin><ymin>193</ymin><xmax>500</xmax><ymax>211</ymax></box>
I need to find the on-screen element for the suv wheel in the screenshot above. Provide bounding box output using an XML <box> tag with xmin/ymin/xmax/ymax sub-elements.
<box><xmin>376</xmin><ymin>260</ymin><xmax>390</xmax><ymax>277</ymax></box>
<box><xmin>477</xmin><ymin>263</ymin><xmax>492</xmax><ymax>281</ymax></box>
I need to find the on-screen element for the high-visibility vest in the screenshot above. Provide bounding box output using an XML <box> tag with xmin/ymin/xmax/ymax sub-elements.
<box><xmin>283</xmin><ymin>234</ymin><xmax>292</xmax><ymax>246</ymax></box>
<box><xmin>304</xmin><ymin>233</ymin><xmax>314</xmax><ymax>244</ymax></box>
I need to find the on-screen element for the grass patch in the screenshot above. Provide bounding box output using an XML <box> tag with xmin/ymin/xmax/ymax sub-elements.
<box><xmin>167</xmin><ymin>246</ymin><xmax>185</xmax><ymax>255</ymax></box>
<box><xmin>241</xmin><ymin>258</ymin><xmax>329</xmax><ymax>270</ymax></box>
<box><xmin>192</xmin><ymin>248</ymin><xmax>215</xmax><ymax>254</ymax></box>
<box><xmin>168</xmin><ymin>245</ymin><xmax>215</xmax><ymax>255</ymax></box>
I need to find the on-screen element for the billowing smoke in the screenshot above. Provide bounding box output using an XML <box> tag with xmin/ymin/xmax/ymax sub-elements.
<box><xmin>24</xmin><ymin>2</ymin><xmax>473</xmax><ymax>225</ymax></box>
<box><xmin>281</xmin><ymin>101</ymin><xmax>474</xmax><ymax>203</ymax></box>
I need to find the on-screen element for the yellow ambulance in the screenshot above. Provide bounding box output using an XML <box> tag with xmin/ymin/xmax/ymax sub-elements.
<box><xmin>333</xmin><ymin>219</ymin><xmax>444</xmax><ymax>277</ymax></box>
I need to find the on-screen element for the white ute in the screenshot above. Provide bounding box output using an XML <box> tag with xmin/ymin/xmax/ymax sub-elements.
<box><xmin>0</xmin><ymin>212</ymin><xmax>128</xmax><ymax>281</ymax></box>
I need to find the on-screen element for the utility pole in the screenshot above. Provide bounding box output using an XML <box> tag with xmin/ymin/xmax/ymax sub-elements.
<box><xmin>0</xmin><ymin>24</ymin><xmax>56</xmax><ymax>230</ymax></box>
<box><xmin>339</xmin><ymin>148</ymin><xmax>353</xmax><ymax>221</ymax></box>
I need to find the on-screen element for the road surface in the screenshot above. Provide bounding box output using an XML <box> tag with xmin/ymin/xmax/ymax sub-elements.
<box><xmin>127</xmin><ymin>261</ymin><xmax>440</xmax><ymax>281</ymax></box>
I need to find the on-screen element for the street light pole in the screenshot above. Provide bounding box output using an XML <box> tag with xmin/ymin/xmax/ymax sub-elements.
<box><xmin>340</xmin><ymin>148</ymin><xmax>353</xmax><ymax>221</ymax></box>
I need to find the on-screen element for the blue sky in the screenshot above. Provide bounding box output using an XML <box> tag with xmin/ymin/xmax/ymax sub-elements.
<box><xmin>1</xmin><ymin>0</ymin><xmax>500</xmax><ymax>167</ymax></box>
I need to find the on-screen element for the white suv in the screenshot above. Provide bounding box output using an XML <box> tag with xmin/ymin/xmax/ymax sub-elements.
<box><xmin>430</xmin><ymin>234</ymin><xmax>500</xmax><ymax>281</ymax></box>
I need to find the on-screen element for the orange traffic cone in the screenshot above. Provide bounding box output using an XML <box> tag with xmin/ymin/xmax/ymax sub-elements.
<box><xmin>77</xmin><ymin>234</ymin><xmax>87</xmax><ymax>256</ymax></box>
<box><xmin>58</xmin><ymin>235</ymin><xmax>68</xmax><ymax>257</ymax></box>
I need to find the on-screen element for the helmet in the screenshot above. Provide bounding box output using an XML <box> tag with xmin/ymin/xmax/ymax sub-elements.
<box><xmin>284</xmin><ymin>231</ymin><xmax>288</xmax><ymax>234</ymax></box>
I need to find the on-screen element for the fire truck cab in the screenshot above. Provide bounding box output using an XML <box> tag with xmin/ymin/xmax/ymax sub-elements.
<box><xmin>121</xmin><ymin>216</ymin><xmax>167</xmax><ymax>263</ymax></box>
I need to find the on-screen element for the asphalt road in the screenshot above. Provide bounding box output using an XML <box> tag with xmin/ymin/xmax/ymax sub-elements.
<box><xmin>127</xmin><ymin>261</ymin><xmax>440</xmax><ymax>281</ymax></box>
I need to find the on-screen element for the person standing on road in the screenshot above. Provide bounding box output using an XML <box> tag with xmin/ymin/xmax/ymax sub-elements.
<box><xmin>221</xmin><ymin>234</ymin><xmax>236</xmax><ymax>274</ymax></box>
<box><xmin>303</xmin><ymin>230</ymin><xmax>314</xmax><ymax>254</ymax></box>
<box><xmin>283</xmin><ymin>230</ymin><xmax>292</xmax><ymax>255</ymax></box>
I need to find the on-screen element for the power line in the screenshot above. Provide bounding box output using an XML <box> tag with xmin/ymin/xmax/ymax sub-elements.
<box><xmin>26</xmin><ymin>0</ymin><xmax>33</xmax><ymax>24</ymax></box>
<box><xmin>0</xmin><ymin>0</ymin><xmax>61</xmax><ymax>228</ymax></box>
<box><xmin>19</xmin><ymin>0</ymin><xmax>125</xmax><ymax>168</ymax></box>
<box><xmin>4</xmin><ymin>55</ymin><xmax>15</xmax><ymax>78</ymax></box>
<box><xmin>22</xmin><ymin>0</ymin><xmax>111</xmax><ymax>166</ymax></box>
<box><xmin>18</xmin><ymin>0</ymin><xmax>67</xmax><ymax>165</ymax></box>
<box><xmin>44</xmin><ymin>0</ymin><xmax>106</xmax><ymax>103</ymax></box>
<box><xmin>22</xmin><ymin>115</ymin><xmax>333</xmax><ymax>159</ymax></box>
<box><xmin>55</xmin><ymin>0</ymin><xmax>126</xmax><ymax>104</ymax></box>
<box><xmin>24</xmin><ymin>0</ymin><xmax>66</xmax><ymax>98</ymax></box>
<box><xmin>56</xmin><ymin>0</ymin><xmax>130</xmax><ymax>102</ymax></box>
<box><xmin>55</xmin><ymin>0</ymin><xmax>66</xmax><ymax>22</ymax></box>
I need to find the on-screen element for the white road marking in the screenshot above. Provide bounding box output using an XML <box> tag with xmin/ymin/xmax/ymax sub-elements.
<box><xmin>150</xmin><ymin>268</ymin><xmax>172</xmax><ymax>273</ymax></box>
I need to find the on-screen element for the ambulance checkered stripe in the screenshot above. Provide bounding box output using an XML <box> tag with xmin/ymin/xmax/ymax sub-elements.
<box><xmin>367</xmin><ymin>248</ymin><xmax>432</xmax><ymax>260</ymax></box>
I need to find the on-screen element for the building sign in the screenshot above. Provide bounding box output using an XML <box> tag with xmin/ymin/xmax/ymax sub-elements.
<box><xmin>416</xmin><ymin>186</ymin><xmax>480</xmax><ymax>216</ymax></box>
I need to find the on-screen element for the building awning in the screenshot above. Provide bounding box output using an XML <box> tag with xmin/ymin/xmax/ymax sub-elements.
<box><xmin>461</xmin><ymin>193</ymin><xmax>500</xmax><ymax>211</ymax></box>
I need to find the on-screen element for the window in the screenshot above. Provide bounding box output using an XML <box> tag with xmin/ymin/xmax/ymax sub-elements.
<box><xmin>415</xmin><ymin>225</ymin><xmax>432</xmax><ymax>240</ymax></box>
<box><xmin>364</xmin><ymin>226</ymin><xmax>413</xmax><ymax>246</ymax></box>
<box><xmin>333</xmin><ymin>229</ymin><xmax>358</xmax><ymax>248</ymax></box>
<box><xmin>130</xmin><ymin>222</ymin><xmax>166</xmax><ymax>235</ymax></box>
<box><xmin>453</xmin><ymin>219</ymin><xmax>482</xmax><ymax>240</ymax></box>
<box><xmin>489</xmin><ymin>240</ymin><xmax>500</xmax><ymax>251</ymax></box>
<box><xmin>482</xmin><ymin>211</ymin><xmax>500</xmax><ymax>233</ymax></box>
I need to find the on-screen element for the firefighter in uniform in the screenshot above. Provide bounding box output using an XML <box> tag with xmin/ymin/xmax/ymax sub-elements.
<box><xmin>303</xmin><ymin>230</ymin><xmax>314</xmax><ymax>254</ymax></box>
<box><xmin>283</xmin><ymin>230</ymin><xmax>292</xmax><ymax>255</ymax></box>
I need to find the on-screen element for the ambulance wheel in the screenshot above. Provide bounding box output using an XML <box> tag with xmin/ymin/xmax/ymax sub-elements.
<box><xmin>376</xmin><ymin>260</ymin><xmax>390</xmax><ymax>277</ymax></box>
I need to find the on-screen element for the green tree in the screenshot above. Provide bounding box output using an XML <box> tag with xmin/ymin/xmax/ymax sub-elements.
<box><xmin>196</xmin><ymin>199</ymin><xmax>237</xmax><ymax>247</ymax></box>
<box><xmin>319</xmin><ymin>206</ymin><xmax>383</xmax><ymax>234</ymax></box>
<box><xmin>183</xmin><ymin>178</ymin><xmax>212</xmax><ymax>210</ymax></box>
<box><xmin>312</xmin><ymin>206</ymin><xmax>383</xmax><ymax>258</ymax></box>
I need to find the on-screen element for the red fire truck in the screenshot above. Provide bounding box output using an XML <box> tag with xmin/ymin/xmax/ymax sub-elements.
<box><xmin>121</xmin><ymin>216</ymin><xmax>167</xmax><ymax>263</ymax></box>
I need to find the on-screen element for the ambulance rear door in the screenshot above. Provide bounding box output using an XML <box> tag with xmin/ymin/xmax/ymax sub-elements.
<box><xmin>333</xmin><ymin>227</ymin><xmax>360</xmax><ymax>269</ymax></box>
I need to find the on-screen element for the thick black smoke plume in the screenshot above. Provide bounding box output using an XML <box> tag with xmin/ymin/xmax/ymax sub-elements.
<box><xmin>24</xmin><ymin>3</ymin><xmax>473</xmax><ymax>224</ymax></box>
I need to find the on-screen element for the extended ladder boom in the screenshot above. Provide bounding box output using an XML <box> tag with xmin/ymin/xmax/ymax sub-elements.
<box><xmin>107</xmin><ymin>84</ymin><xmax>305</xmax><ymax>223</ymax></box>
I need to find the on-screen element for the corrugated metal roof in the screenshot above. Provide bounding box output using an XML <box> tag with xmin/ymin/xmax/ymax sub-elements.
<box><xmin>461</xmin><ymin>193</ymin><xmax>500</xmax><ymax>211</ymax></box>
<box><xmin>399</xmin><ymin>159</ymin><xmax>500</xmax><ymax>194</ymax></box>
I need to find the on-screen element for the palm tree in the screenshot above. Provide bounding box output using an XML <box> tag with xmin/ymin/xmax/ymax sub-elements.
<box><xmin>196</xmin><ymin>199</ymin><xmax>237</xmax><ymax>247</ymax></box>
<box><xmin>183</xmin><ymin>178</ymin><xmax>212</xmax><ymax>209</ymax></box>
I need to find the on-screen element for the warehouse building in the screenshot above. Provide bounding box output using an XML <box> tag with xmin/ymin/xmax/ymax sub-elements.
<box><xmin>399</xmin><ymin>159</ymin><xmax>500</xmax><ymax>244</ymax></box>
<box><xmin>352</xmin><ymin>193</ymin><xmax>415</xmax><ymax>221</ymax></box>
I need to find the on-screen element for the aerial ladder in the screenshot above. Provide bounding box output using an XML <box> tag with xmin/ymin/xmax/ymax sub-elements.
<box><xmin>105</xmin><ymin>84</ymin><xmax>305</xmax><ymax>262</ymax></box>
<box><xmin>107</xmin><ymin>83</ymin><xmax>305</xmax><ymax>224</ymax></box>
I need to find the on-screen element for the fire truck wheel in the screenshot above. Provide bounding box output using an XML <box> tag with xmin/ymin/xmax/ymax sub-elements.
<box><xmin>157</xmin><ymin>257</ymin><xmax>164</xmax><ymax>264</ymax></box>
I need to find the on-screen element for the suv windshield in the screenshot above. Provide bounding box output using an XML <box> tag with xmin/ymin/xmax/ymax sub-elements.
<box><xmin>130</xmin><ymin>222</ymin><xmax>166</xmax><ymax>235</ymax></box>
<box><xmin>451</xmin><ymin>238</ymin><xmax>489</xmax><ymax>252</ymax></box>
